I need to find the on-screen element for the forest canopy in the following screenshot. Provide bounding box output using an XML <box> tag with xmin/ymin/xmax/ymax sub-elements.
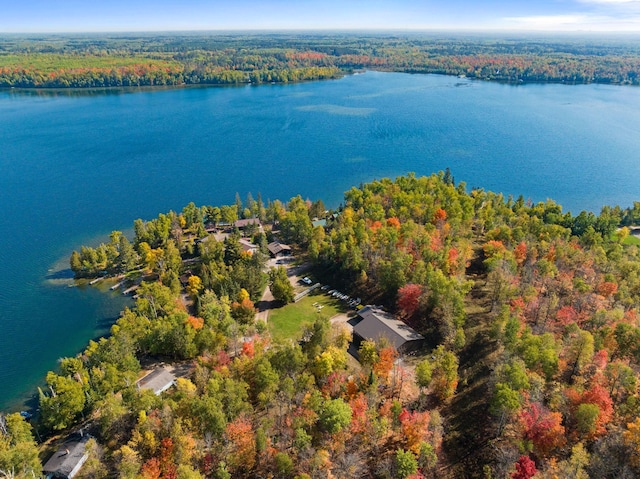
<box><xmin>1</xmin><ymin>32</ymin><xmax>640</xmax><ymax>88</ymax></box>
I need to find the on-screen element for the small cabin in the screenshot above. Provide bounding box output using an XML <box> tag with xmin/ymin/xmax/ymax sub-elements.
<box><xmin>136</xmin><ymin>367</ymin><xmax>176</xmax><ymax>395</ymax></box>
<box><xmin>267</xmin><ymin>241</ymin><xmax>291</xmax><ymax>258</ymax></box>
<box><xmin>42</xmin><ymin>434</ymin><xmax>90</xmax><ymax>479</ymax></box>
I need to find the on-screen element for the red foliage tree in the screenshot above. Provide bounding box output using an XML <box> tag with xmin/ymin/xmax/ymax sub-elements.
<box><xmin>581</xmin><ymin>384</ymin><xmax>614</xmax><ymax>433</ymax></box>
<box><xmin>370</xmin><ymin>220</ymin><xmax>383</xmax><ymax>232</ymax></box>
<box><xmin>566</xmin><ymin>383</ymin><xmax>614</xmax><ymax>437</ymax></box>
<box><xmin>397</xmin><ymin>283</ymin><xmax>423</xmax><ymax>319</ymax></box>
<box><xmin>510</xmin><ymin>297</ymin><xmax>525</xmax><ymax>313</ymax></box>
<box><xmin>511</xmin><ymin>456</ymin><xmax>537</xmax><ymax>479</ymax></box>
<box><xmin>545</xmin><ymin>244</ymin><xmax>556</xmax><ymax>262</ymax></box>
<box><xmin>214</xmin><ymin>350</ymin><xmax>231</xmax><ymax>370</ymax></box>
<box><xmin>520</xmin><ymin>402</ymin><xmax>566</xmax><ymax>456</ymax></box>
<box><xmin>556</xmin><ymin>305</ymin><xmax>578</xmax><ymax>327</ymax></box>
<box><xmin>159</xmin><ymin>437</ymin><xmax>177</xmax><ymax>479</ymax></box>
<box><xmin>592</xmin><ymin>349</ymin><xmax>609</xmax><ymax>371</ymax></box>
<box><xmin>322</xmin><ymin>371</ymin><xmax>349</xmax><ymax>398</ymax></box>
<box><xmin>597</xmin><ymin>281</ymin><xmax>618</xmax><ymax>298</ymax></box>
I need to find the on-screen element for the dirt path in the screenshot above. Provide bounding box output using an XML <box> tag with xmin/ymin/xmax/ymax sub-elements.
<box><xmin>255</xmin><ymin>285</ymin><xmax>275</xmax><ymax>323</ymax></box>
<box><xmin>439</xmin><ymin>250</ymin><xmax>500</xmax><ymax>478</ymax></box>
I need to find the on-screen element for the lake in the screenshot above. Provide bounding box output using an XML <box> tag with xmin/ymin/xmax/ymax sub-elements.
<box><xmin>1</xmin><ymin>71</ymin><xmax>640</xmax><ymax>411</ymax></box>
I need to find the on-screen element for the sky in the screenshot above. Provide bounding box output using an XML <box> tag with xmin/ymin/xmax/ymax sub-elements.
<box><xmin>2</xmin><ymin>0</ymin><xmax>640</xmax><ymax>33</ymax></box>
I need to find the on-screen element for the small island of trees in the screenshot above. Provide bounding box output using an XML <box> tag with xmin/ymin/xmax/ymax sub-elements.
<box><xmin>5</xmin><ymin>172</ymin><xmax>640</xmax><ymax>478</ymax></box>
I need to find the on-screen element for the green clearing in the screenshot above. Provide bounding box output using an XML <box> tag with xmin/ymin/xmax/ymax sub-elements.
<box><xmin>623</xmin><ymin>234</ymin><xmax>640</xmax><ymax>246</ymax></box>
<box><xmin>267</xmin><ymin>291</ymin><xmax>346</xmax><ymax>343</ymax></box>
<box><xmin>0</xmin><ymin>53</ymin><xmax>180</xmax><ymax>72</ymax></box>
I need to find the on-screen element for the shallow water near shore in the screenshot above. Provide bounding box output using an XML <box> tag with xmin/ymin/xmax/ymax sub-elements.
<box><xmin>2</xmin><ymin>71</ymin><xmax>640</xmax><ymax>411</ymax></box>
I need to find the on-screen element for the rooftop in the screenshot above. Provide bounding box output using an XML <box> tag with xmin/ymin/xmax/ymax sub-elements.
<box><xmin>234</xmin><ymin>218</ymin><xmax>262</xmax><ymax>228</ymax></box>
<box><xmin>354</xmin><ymin>305</ymin><xmax>424</xmax><ymax>350</ymax></box>
<box><xmin>239</xmin><ymin>238</ymin><xmax>258</xmax><ymax>252</ymax></box>
<box><xmin>42</xmin><ymin>434</ymin><xmax>90</xmax><ymax>479</ymax></box>
<box><xmin>136</xmin><ymin>367</ymin><xmax>176</xmax><ymax>395</ymax></box>
<box><xmin>267</xmin><ymin>241</ymin><xmax>291</xmax><ymax>256</ymax></box>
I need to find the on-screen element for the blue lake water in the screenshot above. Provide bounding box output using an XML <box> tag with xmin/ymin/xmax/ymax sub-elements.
<box><xmin>2</xmin><ymin>71</ymin><xmax>640</xmax><ymax>411</ymax></box>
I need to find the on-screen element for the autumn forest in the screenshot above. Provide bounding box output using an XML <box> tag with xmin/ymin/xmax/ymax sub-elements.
<box><xmin>2</xmin><ymin>33</ymin><xmax>640</xmax><ymax>88</ymax></box>
<box><xmin>4</xmin><ymin>172</ymin><xmax>640</xmax><ymax>478</ymax></box>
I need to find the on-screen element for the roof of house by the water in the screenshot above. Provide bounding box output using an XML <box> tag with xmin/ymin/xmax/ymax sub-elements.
<box><xmin>136</xmin><ymin>367</ymin><xmax>176</xmax><ymax>395</ymax></box>
<box><xmin>42</xmin><ymin>434</ymin><xmax>90</xmax><ymax>479</ymax></box>
<box><xmin>234</xmin><ymin>218</ymin><xmax>262</xmax><ymax>228</ymax></box>
<box><xmin>354</xmin><ymin>305</ymin><xmax>424</xmax><ymax>350</ymax></box>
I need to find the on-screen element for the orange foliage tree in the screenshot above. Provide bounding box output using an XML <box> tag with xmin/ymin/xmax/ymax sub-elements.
<box><xmin>399</xmin><ymin>409</ymin><xmax>431</xmax><ymax>454</ymax></box>
<box><xmin>225</xmin><ymin>416</ymin><xmax>256</xmax><ymax>472</ymax></box>
<box><xmin>374</xmin><ymin>346</ymin><xmax>398</xmax><ymax>384</ymax></box>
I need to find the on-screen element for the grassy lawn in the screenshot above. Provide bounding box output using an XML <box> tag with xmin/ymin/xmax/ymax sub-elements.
<box><xmin>623</xmin><ymin>234</ymin><xmax>640</xmax><ymax>246</ymax></box>
<box><xmin>268</xmin><ymin>291</ymin><xmax>347</xmax><ymax>343</ymax></box>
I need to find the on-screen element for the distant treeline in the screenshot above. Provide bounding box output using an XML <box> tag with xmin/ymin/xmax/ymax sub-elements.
<box><xmin>1</xmin><ymin>33</ymin><xmax>640</xmax><ymax>88</ymax></box>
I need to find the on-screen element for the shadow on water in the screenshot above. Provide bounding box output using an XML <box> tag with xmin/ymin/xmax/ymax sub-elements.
<box><xmin>95</xmin><ymin>314</ymin><xmax>121</xmax><ymax>331</ymax></box>
<box><xmin>3</xmin><ymin>82</ymin><xmax>245</xmax><ymax>99</ymax></box>
<box><xmin>22</xmin><ymin>395</ymin><xmax>40</xmax><ymax>416</ymax></box>
<box><xmin>45</xmin><ymin>268</ymin><xmax>75</xmax><ymax>280</ymax></box>
<box><xmin>5</xmin><ymin>87</ymin><xmax>142</xmax><ymax>98</ymax></box>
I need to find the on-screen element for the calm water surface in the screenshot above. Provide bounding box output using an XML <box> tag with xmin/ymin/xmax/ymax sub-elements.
<box><xmin>2</xmin><ymin>71</ymin><xmax>640</xmax><ymax>410</ymax></box>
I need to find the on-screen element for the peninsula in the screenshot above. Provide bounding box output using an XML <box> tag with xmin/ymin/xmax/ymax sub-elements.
<box><xmin>4</xmin><ymin>173</ymin><xmax>640</xmax><ymax>478</ymax></box>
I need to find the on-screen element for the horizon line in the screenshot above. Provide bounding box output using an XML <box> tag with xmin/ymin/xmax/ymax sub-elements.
<box><xmin>3</xmin><ymin>27</ymin><xmax>640</xmax><ymax>36</ymax></box>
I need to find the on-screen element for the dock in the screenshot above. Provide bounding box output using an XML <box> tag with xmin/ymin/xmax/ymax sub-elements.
<box><xmin>122</xmin><ymin>285</ymin><xmax>139</xmax><ymax>295</ymax></box>
<box><xmin>110</xmin><ymin>281</ymin><xmax>124</xmax><ymax>291</ymax></box>
<box><xmin>89</xmin><ymin>277</ymin><xmax>105</xmax><ymax>285</ymax></box>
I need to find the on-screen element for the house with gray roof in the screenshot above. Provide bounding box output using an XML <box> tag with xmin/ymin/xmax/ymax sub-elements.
<box><xmin>353</xmin><ymin>305</ymin><xmax>425</xmax><ymax>354</ymax></box>
<box><xmin>42</xmin><ymin>434</ymin><xmax>90</xmax><ymax>479</ymax></box>
<box><xmin>136</xmin><ymin>367</ymin><xmax>176</xmax><ymax>395</ymax></box>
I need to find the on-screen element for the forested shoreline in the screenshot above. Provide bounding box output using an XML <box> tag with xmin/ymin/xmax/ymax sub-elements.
<box><xmin>5</xmin><ymin>173</ymin><xmax>640</xmax><ymax>478</ymax></box>
<box><xmin>1</xmin><ymin>33</ymin><xmax>640</xmax><ymax>88</ymax></box>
